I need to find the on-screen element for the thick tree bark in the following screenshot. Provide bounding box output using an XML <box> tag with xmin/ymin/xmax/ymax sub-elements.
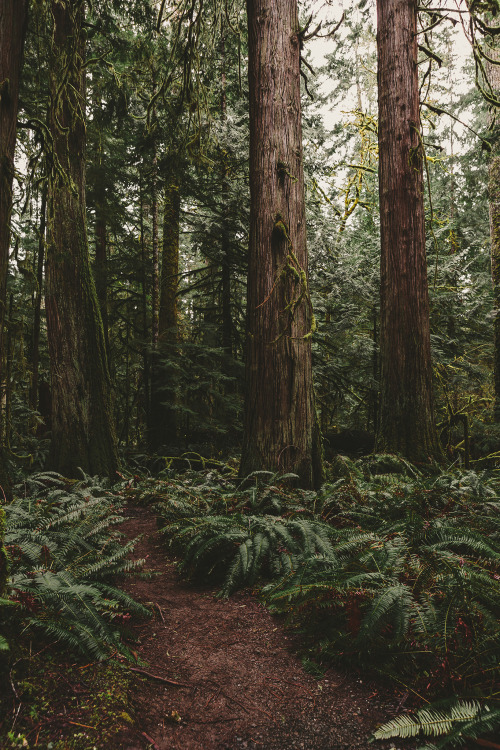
<box><xmin>45</xmin><ymin>0</ymin><xmax>118</xmax><ymax>478</ymax></box>
<box><xmin>149</xmin><ymin>181</ymin><xmax>180</xmax><ymax>449</ymax></box>
<box><xmin>240</xmin><ymin>0</ymin><xmax>323</xmax><ymax>488</ymax></box>
<box><xmin>375</xmin><ymin>0</ymin><xmax>441</xmax><ymax>462</ymax></box>
<box><xmin>0</xmin><ymin>0</ymin><xmax>29</xmax><ymax>500</ymax></box>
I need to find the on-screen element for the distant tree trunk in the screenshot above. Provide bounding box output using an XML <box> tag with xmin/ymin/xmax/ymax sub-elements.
<box><xmin>4</xmin><ymin>294</ymin><xmax>14</xmax><ymax>450</ymax></box>
<box><xmin>149</xmin><ymin>180</ymin><xmax>180</xmax><ymax>449</ymax></box>
<box><xmin>220</xmin><ymin>32</ymin><xmax>233</xmax><ymax>359</ymax></box>
<box><xmin>159</xmin><ymin>182</ymin><xmax>180</xmax><ymax>341</ymax></box>
<box><xmin>375</xmin><ymin>0</ymin><xmax>441</xmax><ymax>462</ymax></box>
<box><xmin>139</xmin><ymin>184</ymin><xmax>150</xmax><ymax>426</ymax></box>
<box><xmin>151</xmin><ymin>156</ymin><xmax>160</xmax><ymax>347</ymax></box>
<box><xmin>488</xmin><ymin>54</ymin><xmax>500</xmax><ymax>422</ymax></box>
<box><xmin>0</xmin><ymin>504</ymin><xmax>6</xmax><ymax>596</ymax></box>
<box><xmin>0</xmin><ymin>0</ymin><xmax>29</xmax><ymax>500</ymax></box>
<box><xmin>29</xmin><ymin>184</ymin><xmax>47</xmax><ymax>419</ymax></box>
<box><xmin>94</xmin><ymin>206</ymin><xmax>109</xmax><ymax>353</ymax></box>
<box><xmin>45</xmin><ymin>0</ymin><xmax>118</xmax><ymax>478</ymax></box>
<box><xmin>240</xmin><ymin>0</ymin><xmax>323</xmax><ymax>488</ymax></box>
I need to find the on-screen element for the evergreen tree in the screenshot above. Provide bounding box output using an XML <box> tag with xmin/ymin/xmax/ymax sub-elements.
<box><xmin>375</xmin><ymin>0</ymin><xmax>442</xmax><ymax>462</ymax></box>
<box><xmin>45</xmin><ymin>0</ymin><xmax>118</xmax><ymax>477</ymax></box>
<box><xmin>240</xmin><ymin>0</ymin><xmax>323</xmax><ymax>487</ymax></box>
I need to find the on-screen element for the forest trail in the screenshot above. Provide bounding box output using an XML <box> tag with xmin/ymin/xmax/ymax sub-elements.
<box><xmin>116</xmin><ymin>506</ymin><xmax>415</xmax><ymax>750</ymax></box>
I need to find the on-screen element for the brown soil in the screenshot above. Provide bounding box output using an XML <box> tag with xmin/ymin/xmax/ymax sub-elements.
<box><xmin>116</xmin><ymin>506</ymin><xmax>416</xmax><ymax>750</ymax></box>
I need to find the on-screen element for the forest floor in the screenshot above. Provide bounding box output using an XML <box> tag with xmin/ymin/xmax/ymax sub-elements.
<box><xmin>110</xmin><ymin>505</ymin><xmax>417</xmax><ymax>750</ymax></box>
<box><xmin>1</xmin><ymin>504</ymin><xmax>419</xmax><ymax>750</ymax></box>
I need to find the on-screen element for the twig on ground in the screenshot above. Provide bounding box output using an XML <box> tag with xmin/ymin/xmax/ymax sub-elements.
<box><xmin>129</xmin><ymin>666</ymin><xmax>189</xmax><ymax>688</ymax></box>
<box><xmin>154</xmin><ymin>603</ymin><xmax>165</xmax><ymax>623</ymax></box>
<box><xmin>141</xmin><ymin>730</ymin><xmax>161</xmax><ymax>749</ymax></box>
<box><xmin>204</xmin><ymin>687</ymin><xmax>221</xmax><ymax>708</ymax></box>
<box><xmin>187</xmin><ymin>717</ymin><xmax>240</xmax><ymax>724</ymax></box>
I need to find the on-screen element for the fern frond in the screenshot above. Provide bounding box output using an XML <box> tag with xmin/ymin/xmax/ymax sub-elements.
<box><xmin>373</xmin><ymin>701</ymin><xmax>482</xmax><ymax>739</ymax></box>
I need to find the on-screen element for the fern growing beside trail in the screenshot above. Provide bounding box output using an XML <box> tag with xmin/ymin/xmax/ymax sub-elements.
<box><xmin>267</xmin><ymin>468</ymin><xmax>500</xmax><ymax>689</ymax></box>
<box><xmin>1</xmin><ymin>472</ymin><xmax>150</xmax><ymax>659</ymax></box>
<box><xmin>145</xmin><ymin>461</ymin><xmax>500</xmax><ymax>746</ymax></box>
<box><xmin>373</xmin><ymin>698</ymin><xmax>500</xmax><ymax>748</ymax></box>
<box><xmin>163</xmin><ymin>513</ymin><xmax>335</xmax><ymax>595</ymax></box>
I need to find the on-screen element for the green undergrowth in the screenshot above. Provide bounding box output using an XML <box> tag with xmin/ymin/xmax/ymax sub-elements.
<box><xmin>0</xmin><ymin>643</ymin><xmax>138</xmax><ymax>749</ymax></box>
<box><xmin>0</xmin><ymin>471</ymin><xmax>153</xmax><ymax>748</ymax></box>
<box><xmin>1</xmin><ymin>471</ymin><xmax>151</xmax><ymax>660</ymax></box>
<box><xmin>133</xmin><ymin>455</ymin><xmax>500</xmax><ymax>748</ymax></box>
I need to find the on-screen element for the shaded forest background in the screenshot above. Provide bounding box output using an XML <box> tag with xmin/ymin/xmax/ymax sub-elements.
<box><xmin>2</xmin><ymin>0</ymin><xmax>498</xmax><ymax>478</ymax></box>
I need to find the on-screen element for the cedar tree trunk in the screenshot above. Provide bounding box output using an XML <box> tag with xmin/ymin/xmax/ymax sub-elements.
<box><xmin>45</xmin><ymin>0</ymin><xmax>118</xmax><ymax>478</ymax></box>
<box><xmin>240</xmin><ymin>0</ymin><xmax>323</xmax><ymax>488</ymax></box>
<box><xmin>375</xmin><ymin>0</ymin><xmax>441</xmax><ymax>462</ymax></box>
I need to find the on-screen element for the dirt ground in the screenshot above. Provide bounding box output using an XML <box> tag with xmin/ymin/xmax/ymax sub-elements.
<box><xmin>115</xmin><ymin>506</ymin><xmax>417</xmax><ymax>750</ymax></box>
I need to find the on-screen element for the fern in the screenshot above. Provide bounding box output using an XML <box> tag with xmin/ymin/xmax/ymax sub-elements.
<box><xmin>2</xmin><ymin>472</ymin><xmax>150</xmax><ymax>658</ymax></box>
<box><xmin>374</xmin><ymin>699</ymin><xmax>500</xmax><ymax>748</ymax></box>
<box><xmin>373</xmin><ymin>701</ymin><xmax>482</xmax><ymax>740</ymax></box>
<box><xmin>136</xmin><ymin>461</ymin><xmax>500</xmax><ymax>747</ymax></box>
<box><xmin>160</xmin><ymin>512</ymin><xmax>335</xmax><ymax>595</ymax></box>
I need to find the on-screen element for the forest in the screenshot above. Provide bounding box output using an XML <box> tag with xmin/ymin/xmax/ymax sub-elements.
<box><xmin>1</xmin><ymin>0</ymin><xmax>500</xmax><ymax>747</ymax></box>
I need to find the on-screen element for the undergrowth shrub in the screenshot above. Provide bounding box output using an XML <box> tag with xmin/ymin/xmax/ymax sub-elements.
<box><xmin>1</xmin><ymin>472</ymin><xmax>150</xmax><ymax>659</ymax></box>
<box><xmin>153</xmin><ymin>470</ymin><xmax>329</xmax><ymax>594</ymax></box>
<box><xmin>144</xmin><ymin>459</ymin><xmax>500</xmax><ymax>745</ymax></box>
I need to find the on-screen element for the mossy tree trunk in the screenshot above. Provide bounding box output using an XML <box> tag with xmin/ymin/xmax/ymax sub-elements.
<box><xmin>0</xmin><ymin>0</ymin><xmax>29</xmax><ymax>501</ymax></box>
<box><xmin>240</xmin><ymin>0</ymin><xmax>323</xmax><ymax>488</ymax></box>
<box><xmin>149</xmin><ymin>181</ymin><xmax>180</xmax><ymax>449</ymax></box>
<box><xmin>375</xmin><ymin>0</ymin><xmax>442</xmax><ymax>463</ymax></box>
<box><xmin>45</xmin><ymin>0</ymin><xmax>118</xmax><ymax>478</ymax></box>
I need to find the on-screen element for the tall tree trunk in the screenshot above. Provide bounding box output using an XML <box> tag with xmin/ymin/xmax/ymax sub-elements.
<box><xmin>0</xmin><ymin>0</ymin><xmax>29</xmax><ymax>500</ymax></box>
<box><xmin>30</xmin><ymin>184</ymin><xmax>47</xmax><ymax>420</ymax></box>
<box><xmin>375</xmin><ymin>0</ymin><xmax>441</xmax><ymax>462</ymax></box>
<box><xmin>149</xmin><ymin>180</ymin><xmax>180</xmax><ymax>449</ymax></box>
<box><xmin>94</xmin><ymin>207</ymin><xmax>109</xmax><ymax>354</ymax></box>
<box><xmin>240</xmin><ymin>0</ymin><xmax>323</xmax><ymax>488</ymax></box>
<box><xmin>220</xmin><ymin>31</ymin><xmax>233</xmax><ymax>359</ymax></box>
<box><xmin>139</xmin><ymin>183</ymin><xmax>150</xmax><ymax>426</ymax></box>
<box><xmin>45</xmin><ymin>0</ymin><xmax>118</xmax><ymax>478</ymax></box>
<box><xmin>151</xmin><ymin>155</ymin><xmax>160</xmax><ymax>348</ymax></box>
<box><xmin>159</xmin><ymin>182</ymin><xmax>180</xmax><ymax>341</ymax></box>
<box><xmin>488</xmin><ymin>54</ymin><xmax>500</xmax><ymax>422</ymax></box>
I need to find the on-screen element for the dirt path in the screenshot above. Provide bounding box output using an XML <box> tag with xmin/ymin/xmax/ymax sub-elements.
<box><xmin>117</xmin><ymin>507</ymin><xmax>415</xmax><ymax>750</ymax></box>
